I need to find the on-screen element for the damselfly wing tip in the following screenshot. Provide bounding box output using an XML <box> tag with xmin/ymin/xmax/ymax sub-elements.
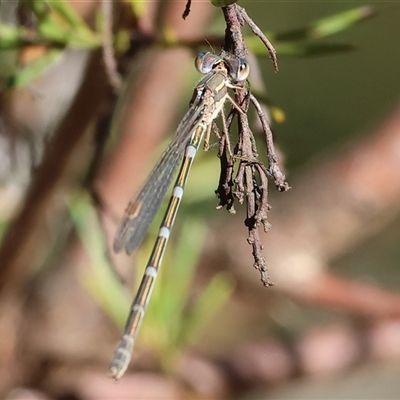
<box><xmin>113</xmin><ymin>231</ymin><xmax>126</xmax><ymax>253</ymax></box>
<box><xmin>113</xmin><ymin>240</ymin><xmax>134</xmax><ymax>256</ymax></box>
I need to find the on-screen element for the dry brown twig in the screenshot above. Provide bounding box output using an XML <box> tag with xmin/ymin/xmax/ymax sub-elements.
<box><xmin>212</xmin><ymin>3</ymin><xmax>289</xmax><ymax>286</ymax></box>
<box><xmin>214</xmin><ymin>103</ymin><xmax>400</xmax><ymax>318</ymax></box>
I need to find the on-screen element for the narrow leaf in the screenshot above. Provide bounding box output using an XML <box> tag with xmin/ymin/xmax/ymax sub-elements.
<box><xmin>68</xmin><ymin>191</ymin><xmax>130</xmax><ymax>328</ymax></box>
<box><xmin>124</xmin><ymin>0</ymin><xmax>146</xmax><ymax>18</ymax></box>
<box><xmin>182</xmin><ymin>272</ymin><xmax>235</xmax><ymax>347</ymax></box>
<box><xmin>276</xmin><ymin>42</ymin><xmax>355</xmax><ymax>58</ymax></box>
<box><xmin>211</xmin><ymin>0</ymin><xmax>238</xmax><ymax>7</ymax></box>
<box><xmin>7</xmin><ymin>50</ymin><xmax>62</xmax><ymax>88</ymax></box>
<box><xmin>0</xmin><ymin>23</ymin><xmax>25</xmax><ymax>49</ymax></box>
<box><xmin>246</xmin><ymin>35</ymin><xmax>355</xmax><ymax>58</ymax></box>
<box><xmin>276</xmin><ymin>6</ymin><xmax>376</xmax><ymax>42</ymax></box>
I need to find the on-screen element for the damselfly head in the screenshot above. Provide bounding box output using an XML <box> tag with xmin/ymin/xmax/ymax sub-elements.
<box><xmin>195</xmin><ymin>51</ymin><xmax>250</xmax><ymax>83</ymax></box>
<box><xmin>194</xmin><ymin>51</ymin><xmax>221</xmax><ymax>74</ymax></box>
<box><xmin>226</xmin><ymin>57</ymin><xmax>250</xmax><ymax>82</ymax></box>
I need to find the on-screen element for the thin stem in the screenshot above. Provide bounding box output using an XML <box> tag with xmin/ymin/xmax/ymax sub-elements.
<box><xmin>236</xmin><ymin>5</ymin><xmax>279</xmax><ymax>72</ymax></box>
<box><xmin>250</xmin><ymin>93</ymin><xmax>289</xmax><ymax>192</ymax></box>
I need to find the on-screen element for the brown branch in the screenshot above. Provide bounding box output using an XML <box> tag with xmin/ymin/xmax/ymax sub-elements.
<box><xmin>101</xmin><ymin>0</ymin><xmax>122</xmax><ymax>92</ymax></box>
<box><xmin>236</xmin><ymin>5</ymin><xmax>278</xmax><ymax>72</ymax></box>
<box><xmin>218</xmin><ymin>4</ymin><xmax>286</xmax><ymax>286</ymax></box>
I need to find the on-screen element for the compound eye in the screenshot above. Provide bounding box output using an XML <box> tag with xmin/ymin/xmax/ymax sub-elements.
<box><xmin>195</xmin><ymin>51</ymin><xmax>220</xmax><ymax>74</ymax></box>
<box><xmin>234</xmin><ymin>58</ymin><xmax>250</xmax><ymax>82</ymax></box>
<box><xmin>194</xmin><ymin>51</ymin><xmax>208</xmax><ymax>73</ymax></box>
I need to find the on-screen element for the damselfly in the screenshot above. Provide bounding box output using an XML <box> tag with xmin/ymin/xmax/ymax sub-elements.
<box><xmin>109</xmin><ymin>52</ymin><xmax>250</xmax><ymax>379</ymax></box>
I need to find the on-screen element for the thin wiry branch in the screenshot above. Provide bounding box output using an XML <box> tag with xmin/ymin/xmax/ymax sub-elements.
<box><xmin>101</xmin><ymin>0</ymin><xmax>122</xmax><ymax>92</ymax></box>
<box><xmin>214</xmin><ymin>3</ymin><xmax>288</xmax><ymax>286</ymax></box>
<box><xmin>237</xmin><ymin>4</ymin><xmax>279</xmax><ymax>72</ymax></box>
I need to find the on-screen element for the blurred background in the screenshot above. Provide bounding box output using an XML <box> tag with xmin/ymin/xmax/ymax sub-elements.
<box><xmin>1</xmin><ymin>1</ymin><xmax>400</xmax><ymax>399</ymax></box>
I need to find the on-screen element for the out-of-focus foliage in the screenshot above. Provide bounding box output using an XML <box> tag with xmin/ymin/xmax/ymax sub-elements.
<box><xmin>1</xmin><ymin>2</ymin><xmax>374</xmax><ymax>89</ymax></box>
<box><xmin>68</xmin><ymin>192</ymin><xmax>130</xmax><ymax>326</ymax></box>
<box><xmin>247</xmin><ymin>6</ymin><xmax>375</xmax><ymax>58</ymax></box>
<box><xmin>69</xmin><ymin>191</ymin><xmax>235</xmax><ymax>369</ymax></box>
<box><xmin>3</xmin><ymin>2</ymin><xmax>399</xmax><ymax>397</ymax></box>
<box><xmin>211</xmin><ymin>0</ymin><xmax>238</xmax><ymax>7</ymax></box>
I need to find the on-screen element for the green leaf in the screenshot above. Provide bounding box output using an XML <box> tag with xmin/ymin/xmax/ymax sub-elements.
<box><xmin>6</xmin><ymin>50</ymin><xmax>63</xmax><ymax>88</ymax></box>
<box><xmin>312</xmin><ymin>5</ymin><xmax>375</xmax><ymax>38</ymax></box>
<box><xmin>124</xmin><ymin>0</ymin><xmax>146</xmax><ymax>18</ymax></box>
<box><xmin>48</xmin><ymin>1</ymin><xmax>99</xmax><ymax>47</ymax></box>
<box><xmin>48</xmin><ymin>1</ymin><xmax>89</xmax><ymax>29</ymax></box>
<box><xmin>276</xmin><ymin>6</ymin><xmax>376</xmax><ymax>42</ymax></box>
<box><xmin>211</xmin><ymin>0</ymin><xmax>238</xmax><ymax>7</ymax></box>
<box><xmin>0</xmin><ymin>23</ymin><xmax>25</xmax><ymax>49</ymax></box>
<box><xmin>246</xmin><ymin>35</ymin><xmax>355</xmax><ymax>58</ymax></box>
<box><xmin>29</xmin><ymin>1</ymin><xmax>65</xmax><ymax>42</ymax></box>
<box><xmin>68</xmin><ymin>191</ymin><xmax>130</xmax><ymax>328</ymax></box>
<box><xmin>276</xmin><ymin>42</ymin><xmax>355</xmax><ymax>58</ymax></box>
<box><xmin>181</xmin><ymin>271</ymin><xmax>235</xmax><ymax>347</ymax></box>
<box><xmin>139</xmin><ymin>217</ymin><xmax>208</xmax><ymax>353</ymax></box>
<box><xmin>160</xmin><ymin>221</ymin><xmax>206</xmax><ymax>318</ymax></box>
<box><xmin>28</xmin><ymin>0</ymin><xmax>99</xmax><ymax>47</ymax></box>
